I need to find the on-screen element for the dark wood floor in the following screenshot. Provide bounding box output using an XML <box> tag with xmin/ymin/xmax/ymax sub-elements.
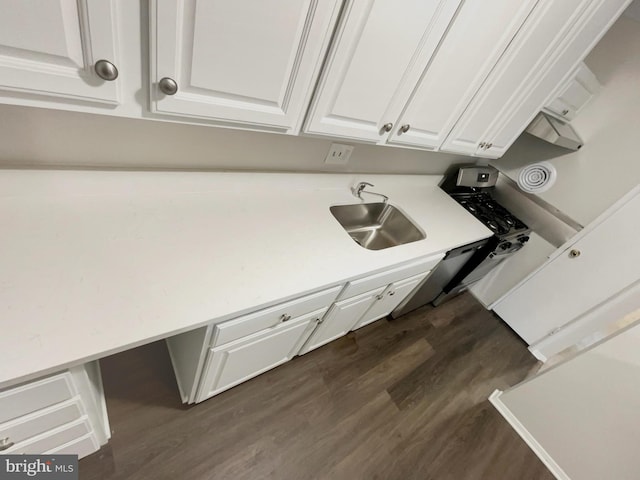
<box><xmin>80</xmin><ymin>293</ymin><xmax>553</xmax><ymax>480</ymax></box>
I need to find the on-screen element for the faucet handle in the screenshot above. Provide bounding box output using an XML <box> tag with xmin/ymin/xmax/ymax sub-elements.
<box><xmin>353</xmin><ymin>181</ymin><xmax>375</xmax><ymax>199</ymax></box>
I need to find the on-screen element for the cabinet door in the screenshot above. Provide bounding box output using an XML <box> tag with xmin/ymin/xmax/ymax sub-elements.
<box><xmin>196</xmin><ymin>310</ymin><xmax>322</xmax><ymax>402</ymax></box>
<box><xmin>298</xmin><ymin>287</ymin><xmax>384</xmax><ymax>354</ymax></box>
<box><xmin>150</xmin><ymin>0</ymin><xmax>341</xmax><ymax>132</ymax></box>
<box><xmin>544</xmin><ymin>63</ymin><xmax>600</xmax><ymax>121</ymax></box>
<box><xmin>0</xmin><ymin>0</ymin><xmax>119</xmax><ymax>106</ymax></box>
<box><xmin>443</xmin><ymin>0</ymin><xmax>629</xmax><ymax>158</ymax></box>
<box><xmin>494</xmin><ymin>188</ymin><xmax>640</xmax><ymax>345</ymax></box>
<box><xmin>388</xmin><ymin>0</ymin><xmax>537</xmax><ymax>150</ymax></box>
<box><xmin>304</xmin><ymin>0</ymin><xmax>461</xmax><ymax>143</ymax></box>
<box><xmin>353</xmin><ymin>273</ymin><xmax>426</xmax><ymax>330</ymax></box>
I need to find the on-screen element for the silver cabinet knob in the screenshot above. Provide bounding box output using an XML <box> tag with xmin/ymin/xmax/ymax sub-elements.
<box><xmin>479</xmin><ymin>142</ymin><xmax>486</xmax><ymax>149</ymax></box>
<box><xmin>280</xmin><ymin>314</ymin><xmax>292</xmax><ymax>322</ymax></box>
<box><xmin>381</xmin><ymin>123</ymin><xmax>393</xmax><ymax>133</ymax></box>
<box><xmin>399</xmin><ymin>124</ymin><xmax>410</xmax><ymax>134</ymax></box>
<box><xmin>388</xmin><ymin>291</ymin><xmax>395</xmax><ymax>296</ymax></box>
<box><xmin>376</xmin><ymin>294</ymin><xmax>384</xmax><ymax>300</ymax></box>
<box><xmin>159</xmin><ymin>77</ymin><xmax>178</xmax><ymax>95</ymax></box>
<box><xmin>487</xmin><ymin>143</ymin><xmax>493</xmax><ymax>149</ymax></box>
<box><xmin>94</xmin><ymin>59</ymin><xmax>118</xmax><ymax>81</ymax></box>
<box><xmin>569</xmin><ymin>249</ymin><xmax>581</xmax><ymax>258</ymax></box>
<box><xmin>0</xmin><ymin>437</ymin><xmax>14</xmax><ymax>451</ymax></box>
<box><xmin>562</xmin><ymin>109</ymin><xmax>570</xmax><ymax>116</ymax></box>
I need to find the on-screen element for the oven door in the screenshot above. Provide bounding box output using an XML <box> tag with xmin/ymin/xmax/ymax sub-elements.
<box><xmin>433</xmin><ymin>245</ymin><xmax>522</xmax><ymax>306</ymax></box>
<box><xmin>458</xmin><ymin>250</ymin><xmax>513</xmax><ymax>287</ymax></box>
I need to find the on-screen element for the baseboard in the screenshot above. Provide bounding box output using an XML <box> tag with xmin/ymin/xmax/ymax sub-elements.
<box><xmin>489</xmin><ymin>390</ymin><xmax>570</xmax><ymax>480</ymax></box>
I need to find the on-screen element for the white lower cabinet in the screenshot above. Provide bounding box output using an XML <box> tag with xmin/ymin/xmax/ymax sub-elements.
<box><xmin>196</xmin><ymin>309</ymin><xmax>323</xmax><ymax>402</ymax></box>
<box><xmin>301</xmin><ymin>271</ymin><xmax>431</xmax><ymax>353</ymax></box>
<box><xmin>167</xmin><ymin>285</ymin><xmax>341</xmax><ymax>403</ymax></box>
<box><xmin>0</xmin><ymin>363</ymin><xmax>110</xmax><ymax>458</ymax></box>
<box><xmin>299</xmin><ymin>287</ymin><xmax>385</xmax><ymax>354</ymax></box>
<box><xmin>46</xmin><ymin>434</ymin><xmax>101</xmax><ymax>458</ymax></box>
<box><xmin>168</xmin><ymin>256</ymin><xmax>440</xmax><ymax>403</ymax></box>
<box><xmin>6</xmin><ymin>417</ymin><xmax>94</xmax><ymax>455</ymax></box>
<box><xmin>353</xmin><ymin>273</ymin><xmax>427</xmax><ymax>330</ymax></box>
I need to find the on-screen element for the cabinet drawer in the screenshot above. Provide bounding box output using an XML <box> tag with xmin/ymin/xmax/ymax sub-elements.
<box><xmin>46</xmin><ymin>433</ymin><xmax>100</xmax><ymax>459</ymax></box>
<box><xmin>0</xmin><ymin>398</ymin><xmax>84</xmax><ymax>446</ymax></box>
<box><xmin>6</xmin><ymin>416</ymin><xmax>92</xmax><ymax>454</ymax></box>
<box><xmin>198</xmin><ymin>309</ymin><xmax>322</xmax><ymax>401</ymax></box>
<box><xmin>339</xmin><ymin>256</ymin><xmax>441</xmax><ymax>300</ymax></box>
<box><xmin>211</xmin><ymin>286</ymin><xmax>341</xmax><ymax>347</ymax></box>
<box><xmin>0</xmin><ymin>373</ymin><xmax>75</xmax><ymax>424</ymax></box>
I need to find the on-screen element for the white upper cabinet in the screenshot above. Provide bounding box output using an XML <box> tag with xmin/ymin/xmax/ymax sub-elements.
<box><xmin>0</xmin><ymin>0</ymin><xmax>627</xmax><ymax>154</ymax></box>
<box><xmin>388</xmin><ymin>0</ymin><xmax>538</xmax><ymax>150</ymax></box>
<box><xmin>304</xmin><ymin>0</ymin><xmax>462</xmax><ymax>143</ymax></box>
<box><xmin>443</xmin><ymin>0</ymin><xmax>630</xmax><ymax>158</ymax></box>
<box><xmin>149</xmin><ymin>0</ymin><xmax>341</xmax><ymax>133</ymax></box>
<box><xmin>544</xmin><ymin>63</ymin><xmax>600</xmax><ymax>122</ymax></box>
<box><xmin>306</xmin><ymin>0</ymin><xmax>627</xmax><ymax>157</ymax></box>
<box><xmin>0</xmin><ymin>0</ymin><xmax>120</xmax><ymax>106</ymax></box>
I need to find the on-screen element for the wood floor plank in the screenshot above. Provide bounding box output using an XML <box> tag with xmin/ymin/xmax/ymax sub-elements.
<box><xmin>80</xmin><ymin>293</ymin><xmax>554</xmax><ymax>480</ymax></box>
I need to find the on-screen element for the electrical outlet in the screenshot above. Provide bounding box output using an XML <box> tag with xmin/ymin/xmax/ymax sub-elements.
<box><xmin>324</xmin><ymin>143</ymin><xmax>354</xmax><ymax>165</ymax></box>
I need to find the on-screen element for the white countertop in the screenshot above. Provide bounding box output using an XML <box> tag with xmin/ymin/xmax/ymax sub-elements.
<box><xmin>0</xmin><ymin>170</ymin><xmax>491</xmax><ymax>388</ymax></box>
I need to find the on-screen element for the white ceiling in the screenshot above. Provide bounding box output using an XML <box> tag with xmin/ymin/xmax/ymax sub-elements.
<box><xmin>624</xmin><ymin>0</ymin><xmax>640</xmax><ymax>22</ymax></box>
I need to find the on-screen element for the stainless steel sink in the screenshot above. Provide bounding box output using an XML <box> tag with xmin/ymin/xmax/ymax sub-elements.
<box><xmin>330</xmin><ymin>202</ymin><xmax>425</xmax><ymax>250</ymax></box>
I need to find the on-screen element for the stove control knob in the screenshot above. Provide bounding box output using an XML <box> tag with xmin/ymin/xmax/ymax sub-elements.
<box><xmin>519</xmin><ymin>236</ymin><xmax>530</xmax><ymax>244</ymax></box>
<box><xmin>500</xmin><ymin>242</ymin><xmax>512</xmax><ymax>251</ymax></box>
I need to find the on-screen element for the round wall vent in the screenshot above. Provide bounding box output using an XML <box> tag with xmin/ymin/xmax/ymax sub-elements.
<box><xmin>517</xmin><ymin>162</ymin><xmax>557</xmax><ymax>194</ymax></box>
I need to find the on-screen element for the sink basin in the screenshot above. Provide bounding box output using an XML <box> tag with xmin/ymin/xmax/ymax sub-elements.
<box><xmin>330</xmin><ymin>202</ymin><xmax>425</xmax><ymax>250</ymax></box>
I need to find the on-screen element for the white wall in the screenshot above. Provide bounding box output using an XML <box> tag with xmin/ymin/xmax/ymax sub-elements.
<box><xmin>493</xmin><ymin>321</ymin><xmax>640</xmax><ymax>480</ymax></box>
<box><xmin>493</xmin><ymin>15</ymin><xmax>640</xmax><ymax>226</ymax></box>
<box><xmin>0</xmin><ymin>103</ymin><xmax>471</xmax><ymax>174</ymax></box>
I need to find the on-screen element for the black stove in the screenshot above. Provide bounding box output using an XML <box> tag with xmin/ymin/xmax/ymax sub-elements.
<box><xmin>452</xmin><ymin>192</ymin><xmax>529</xmax><ymax>239</ymax></box>
<box><xmin>391</xmin><ymin>165</ymin><xmax>532</xmax><ymax>314</ymax></box>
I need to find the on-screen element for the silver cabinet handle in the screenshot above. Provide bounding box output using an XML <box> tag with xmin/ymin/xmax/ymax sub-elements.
<box><xmin>94</xmin><ymin>59</ymin><xmax>118</xmax><ymax>81</ymax></box>
<box><xmin>376</xmin><ymin>294</ymin><xmax>384</xmax><ymax>300</ymax></box>
<box><xmin>315</xmin><ymin>318</ymin><xmax>323</xmax><ymax>325</ymax></box>
<box><xmin>280</xmin><ymin>314</ymin><xmax>291</xmax><ymax>322</ymax></box>
<box><xmin>562</xmin><ymin>109</ymin><xmax>570</xmax><ymax>116</ymax></box>
<box><xmin>159</xmin><ymin>77</ymin><xmax>178</xmax><ymax>95</ymax></box>
<box><xmin>487</xmin><ymin>143</ymin><xmax>493</xmax><ymax>149</ymax></box>
<box><xmin>569</xmin><ymin>249</ymin><xmax>581</xmax><ymax>258</ymax></box>
<box><xmin>381</xmin><ymin>123</ymin><xmax>393</xmax><ymax>133</ymax></box>
<box><xmin>388</xmin><ymin>291</ymin><xmax>395</xmax><ymax>296</ymax></box>
<box><xmin>399</xmin><ymin>124</ymin><xmax>410</xmax><ymax>134</ymax></box>
<box><xmin>479</xmin><ymin>142</ymin><xmax>486</xmax><ymax>149</ymax></box>
<box><xmin>0</xmin><ymin>437</ymin><xmax>14</xmax><ymax>451</ymax></box>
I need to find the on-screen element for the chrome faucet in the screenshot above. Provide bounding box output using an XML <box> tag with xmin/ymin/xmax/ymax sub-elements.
<box><xmin>352</xmin><ymin>182</ymin><xmax>389</xmax><ymax>203</ymax></box>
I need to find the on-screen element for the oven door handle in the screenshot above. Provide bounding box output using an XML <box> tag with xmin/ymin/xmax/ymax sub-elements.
<box><xmin>490</xmin><ymin>244</ymin><xmax>524</xmax><ymax>258</ymax></box>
